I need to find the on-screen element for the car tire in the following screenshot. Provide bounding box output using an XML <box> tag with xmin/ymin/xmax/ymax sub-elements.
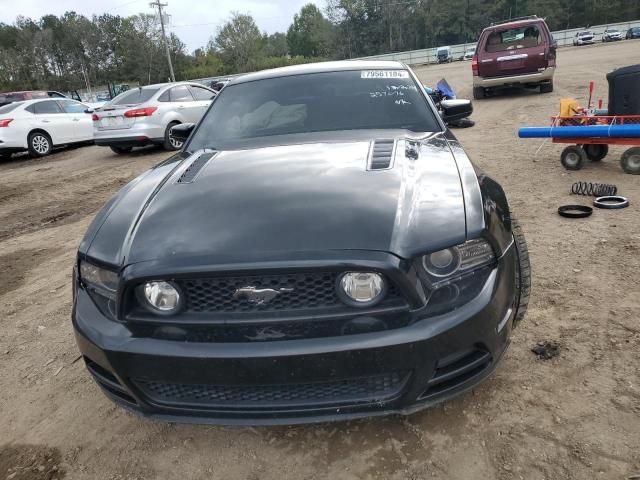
<box><xmin>473</xmin><ymin>87</ymin><xmax>485</xmax><ymax>100</ymax></box>
<box><xmin>512</xmin><ymin>217</ymin><xmax>530</xmax><ymax>327</ymax></box>
<box><xmin>584</xmin><ymin>144</ymin><xmax>608</xmax><ymax>161</ymax></box>
<box><xmin>27</xmin><ymin>131</ymin><xmax>52</xmax><ymax>157</ymax></box>
<box><xmin>540</xmin><ymin>81</ymin><xmax>554</xmax><ymax>94</ymax></box>
<box><xmin>560</xmin><ymin>145</ymin><xmax>585</xmax><ymax>170</ymax></box>
<box><xmin>110</xmin><ymin>146</ymin><xmax>133</xmax><ymax>155</ymax></box>
<box><xmin>163</xmin><ymin>121</ymin><xmax>183</xmax><ymax>151</ymax></box>
<box><xmin>621</xmin><ymin>147</ymin><xmax>640</xmax><ymax>174</ymax></box>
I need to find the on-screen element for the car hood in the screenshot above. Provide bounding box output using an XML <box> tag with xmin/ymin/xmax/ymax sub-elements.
<box><xmin>86</xmin><ymin>133</ymin><xmax>469</xmax><ymax>266</ymax></box>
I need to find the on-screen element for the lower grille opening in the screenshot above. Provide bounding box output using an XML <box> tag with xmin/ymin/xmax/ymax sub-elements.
<box><xmin>419</xmin><ymin>349</ymin><xmax>492</xmax><ymax>400</ymax></box>
<box><xmin>131</xmin><ymin>312</ymin><xmax>412</xmax><ymax>343</ymax></box>
<box><xmin>134</xmin><ymin>372</ymin><xmax>409</xmax><ymax>410</ymax></box>
<box><xmin>85</xmin><ymin>358</ymin><xmax>138</xmax><ymax>406</ymax></box>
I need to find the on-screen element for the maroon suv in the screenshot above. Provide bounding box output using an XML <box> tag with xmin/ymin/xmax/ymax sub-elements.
<box><xmin>472</xmin><ymin>16</ymin><xmax>557</xmax><ymax>99</ymax></box>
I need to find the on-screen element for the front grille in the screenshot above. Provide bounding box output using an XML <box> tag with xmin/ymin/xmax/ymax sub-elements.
<box><xmin>135</xmin><ymin>372</ymin><xmax>407</xmax><ymax>409</ymax></box>
<box><xmin>176</xmin><ymin>271</ymin><xmax>404</xmax><ymax>314</ymax></box>
<box><xmin>132</xmin><ymin>312</ymin><xmax>412</xmax><ymax>342</ymax></box>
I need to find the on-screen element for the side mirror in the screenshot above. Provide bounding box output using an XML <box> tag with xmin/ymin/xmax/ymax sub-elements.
<box><xmin>170</xmin><ymin>123</ymin><xmax>196</xmax><ymax>143</ymax></box>
<box><xmin>84</xmin><ymin>109</ymin><xmax>94</xmax><ymax>114</ymax></box>
<box><xmin>440</xmin><ymin>99</ymin><xmax>473</xmax><ymax>123</ymax></box>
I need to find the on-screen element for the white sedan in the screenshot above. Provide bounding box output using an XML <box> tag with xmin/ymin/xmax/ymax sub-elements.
<box><xmin>0</xmin><ymin>98</ymin><xmax>94</xmax><ymax>159</ymax></box>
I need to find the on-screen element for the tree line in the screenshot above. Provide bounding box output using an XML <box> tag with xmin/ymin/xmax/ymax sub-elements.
<box><xmin>1</xmin><ymin>0</ymin><xmax>639</xmax><ymax>92</ymax></box>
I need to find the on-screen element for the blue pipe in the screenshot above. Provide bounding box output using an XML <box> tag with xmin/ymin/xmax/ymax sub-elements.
<box><xmin>518</xmin><ymin>124</ymin><xmax>640</xmax><ymax>138</ymax></box>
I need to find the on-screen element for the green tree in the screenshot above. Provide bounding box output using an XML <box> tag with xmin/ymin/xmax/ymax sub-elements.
<box><xmin>287</xmin><ymin>4</ymin><xmax>334</xmax><ymax>57</ymax></box>
<box><xmin>212</xmin><ymin>12</ymin><xmax>263</xmax><ymax>73</ymax></box>
<box><xmin>264</xmin><ymin>32</ymin><xmax>288</xmax><ymax>57</ymax></box>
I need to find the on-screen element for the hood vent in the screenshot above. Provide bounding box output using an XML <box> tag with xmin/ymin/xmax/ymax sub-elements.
<box><xmin>176</xmin><ymin>152</ymin><xmax>217</xmax><ymax>184</ymax></box>
<box><xmin>368</xmin><ymin>139</ymin><xmax>396</xmax><ymax>170</ymax></box>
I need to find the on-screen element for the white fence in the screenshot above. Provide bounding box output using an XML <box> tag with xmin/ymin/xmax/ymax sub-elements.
<box><xmin>356</xmin><ymin>19</ymin><xmax>640</xmax><ymax>65</ymax></box>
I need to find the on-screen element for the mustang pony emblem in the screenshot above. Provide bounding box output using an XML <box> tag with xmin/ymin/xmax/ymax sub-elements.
<box><xmin>233</xmin><ymin>286</ymin><xmax>294</xmax><ymax>305</ymax></box>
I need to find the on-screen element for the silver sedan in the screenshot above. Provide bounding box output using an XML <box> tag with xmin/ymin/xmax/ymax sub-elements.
<box><xmin>92</xmin><ymin>82</ymin><xmax>216</xmax><ymax>154</ymax></box>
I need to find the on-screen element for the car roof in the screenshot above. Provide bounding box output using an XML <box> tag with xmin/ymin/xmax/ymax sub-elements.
<box><xmin>0</xmin><ymin>90</ymin><xmax>47</xmax><ymax>95</ymax></box>
<box><xmin>140</xmin><ymin>81</ymin><xmax>210</xmax><ymax>90</ymax></box>
<box><xmin>231</xmin><ymin>60</ymin><xmax>407</xmax><ymax>85</ymax></box>
<box><xmin>12</xmin><ymin>98</ymin><xmax>82</xmax><ymax>107</ymax></box>
<box><xmin>483</xmin><ymin>18</ymin><xmax>544</xmax><ymax>31</ymax></box>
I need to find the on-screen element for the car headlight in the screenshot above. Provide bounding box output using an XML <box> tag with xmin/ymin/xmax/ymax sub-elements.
<box><xmin>419</xmin><ymin>238</ymin><xmax>496</xmax><ymax>317</ymax></box>
<box><xmin>422</xmin><ymin>238</ymin><xmax>495</xmax><ymax>282</ymax></box>
<box><xmin>79</xmin><ymin>260</ymin><xmax>119</xmax><ymax>319</ymax></box>
<box><xmin>338</xmin><ymin>272</ymin><xmax>386</xmax><ymax>307</ymax></box>
<box><xmin>138</xmin><ymin>281</ymin><xmax>182</xmax><ymax>315</ymax></box>
<box><xmin>79</xmin><ymin>260</ymin><xmax>118</xmax><ymax>297</ymax></box>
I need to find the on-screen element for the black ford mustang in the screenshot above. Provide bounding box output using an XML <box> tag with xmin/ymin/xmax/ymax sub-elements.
<box><xmin>73</xmin><ymin>61</ymin><xmax>530</xmax><ymax>425</ymax></box>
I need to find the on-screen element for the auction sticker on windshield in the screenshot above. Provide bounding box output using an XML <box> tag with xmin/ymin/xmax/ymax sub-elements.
<box><xmin>361</xmin><ymin>70</ymin><xmax>409</xmax><ymax>79</ymax></box>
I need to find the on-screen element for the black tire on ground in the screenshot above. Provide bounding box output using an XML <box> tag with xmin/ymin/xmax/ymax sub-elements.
<box><xmin>584</xmin><ymin>143</ymin><xmax>608</xmax><ymax>161</ymax></box>
<box><xmin>163</xmin><ymin>121</ymin><xmax>183</xmax><ymax>151</ymax></box>
<box><xmin>110</xmin><ymin>145</ymin><xmax>133</xmax><ymax>155</ymax></box>
<box><xmin>473</xmin><ymin>87</ymin><xmax>485</xmax><ymax>100</ymax></box>
<box><xmin>560</xmin><ymin>145</ymin><xmax>586</xmax><ymax>170</ymax></box>
<box><xmin>512</xmin><ymin>217</ymin><xmax>531</xmax><ymax>327</ymax></box>
<box><xmin>27</xmin><ymin>131</ymin><xmax>52</xmax><ymax>157</ymax></box>
<box><xmin>620</xmin><ymin>147</ymin><xmax>640</xmax><ymax>174</ymax></box>
<box><xmin>540</xmin><ymin>81</ymin><xmax>554</xmax><ymax>93</ymax></box>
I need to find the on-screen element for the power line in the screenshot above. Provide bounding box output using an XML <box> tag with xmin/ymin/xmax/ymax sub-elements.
<box><xmin>111</xmin><ymin>0</ymin><xmax>142</xmax><ymax>11</ymax></box>
<box><xmin>149</xmin><ymin>1</ymin><xmax>175</xmax><ymax>82</ymax></box>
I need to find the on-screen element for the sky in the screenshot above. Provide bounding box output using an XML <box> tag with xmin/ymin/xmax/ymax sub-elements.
<box><xmin>0</xmin><ymin>0</ymin><xmax>325</xmax><ymax>52</ymax></box>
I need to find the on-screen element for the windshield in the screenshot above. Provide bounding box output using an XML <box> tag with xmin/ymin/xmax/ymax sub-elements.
<box><xmin>0</xmin><ymin>102</ymin><xmax>23</xmax><ymax>113</ymax></box>
<box><xmin>110</xmin><ymin>87</ymin><xmax>160</xmax><ymax>106</ymax></box>
<box><xmin>187</xmin><ymin>70</ymin><xmax>439</xmax><ymax>150</ymax></box>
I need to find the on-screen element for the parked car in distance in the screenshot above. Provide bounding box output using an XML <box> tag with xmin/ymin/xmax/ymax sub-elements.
<box><xmin>0</xmin><ymin>98</ymin><xmax>93</xmax><ymax>159</ymax></box>
<box><xmin>463</xmin><ymin>46</ymin><xmax>476</xmax><ymax>60</ymax></box>
<box><xmin>573</xmin><ymin>31</ymin><xmax>595</xmax><ymax>46</ymax></box>
<box><xmin>472</xmin><ymin>15</ymin><xmax>556</xmax><ymax>99</ymax></box>
<box><xmin>437</xmin><ymin>46</ymin><xmax>453</xmax><ymax>63</ymax></box>
<box><xmin>0</xmin><ymin>91</ymin><xmax>49</xmax><ymax>107</ymax></box>
<box><xmin>91</xmin><ymin>82</ymin><xmax>217</xmax><ymax>154</ymax></box>
<box><xmin>602</xmin><ymin>28</ymin><xmax>622</xmax><ymax>42</ymax></box>
<box><xmin>626</xmin><ymin>27</ymin><xmax>640</xmax><ymax>39</ymax></box>
<box><xmin>73</xmin><ymin>60</ymin><xmax>531</xmax><ymax>425</ymax></box>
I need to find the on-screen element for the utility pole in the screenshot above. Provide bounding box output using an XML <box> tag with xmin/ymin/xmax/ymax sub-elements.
<box><xmin>149</xmin><ymin>0</ymin><xmax>175</xmax><ymax>82</ymax></box>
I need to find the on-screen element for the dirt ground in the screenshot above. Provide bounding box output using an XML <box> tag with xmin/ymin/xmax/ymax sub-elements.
<box><xmin>1</xmin><ymin>41</ymin><xmax>639</xmax><ymax>480</ymax></box>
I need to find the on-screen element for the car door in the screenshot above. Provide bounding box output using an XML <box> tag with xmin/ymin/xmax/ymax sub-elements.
<box><xmin>59</xmin><ymin>100</ymin><xmax>93</xmax><ymax>141</ymax></box>
<box><xmin>187</xmin><ymin>85</ymin><xmax>216</xmax><ymax>121</ymax></box>
<box><xmin>30</xmin><ymin>100</ymin><xmax>73</xmax><ymax>144</ymax></box>
<box><xmin>169</xmin><ymin>85</ymin><xmax>197</xmax><ymax>123</ymax></box>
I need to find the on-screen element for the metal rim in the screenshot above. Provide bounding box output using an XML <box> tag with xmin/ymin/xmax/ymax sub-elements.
<box><xmin>626</xmin><ymin>153</ymin><xmax>640</xmax><ymax>170</ymax></box>
<box><xmin>32</xmin><ymin>135</ymin><xmax>50</xmax><ymax>154</ymax></box>
<box><xmin>169</xmin><ymin>135</ymin><xmax>184</xmax><ymax>149</ymax></box>
<box><xmin>564</xmin><ymin>151</ymin><xmax>580</xmax><ymax>167</ymax></box>
<box><xmin>593</xmin><ymin>196</ymin><xmax>629</xmax><ymax>209</ymax></box>
<box><xmin>558</xmin><ymin>205</ymin><xmax>593</xmax><ymax>218</ymax></box>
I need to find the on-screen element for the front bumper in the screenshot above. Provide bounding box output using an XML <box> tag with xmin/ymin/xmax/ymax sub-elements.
<box><xmin>73</xmin><ymin>247</ymin><xmax>518</xmax><ymax>425</ymax></box>
<box><xmin>474</xmin><ymin>66</ymin><xmax>555</xmax><ymax>88</ymax></box>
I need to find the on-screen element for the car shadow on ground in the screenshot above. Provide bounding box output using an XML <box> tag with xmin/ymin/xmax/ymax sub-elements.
<box><xmin>481</xmin><ymin>86</ymin><xmax>545</xmax><ymax>100</ymax></box>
